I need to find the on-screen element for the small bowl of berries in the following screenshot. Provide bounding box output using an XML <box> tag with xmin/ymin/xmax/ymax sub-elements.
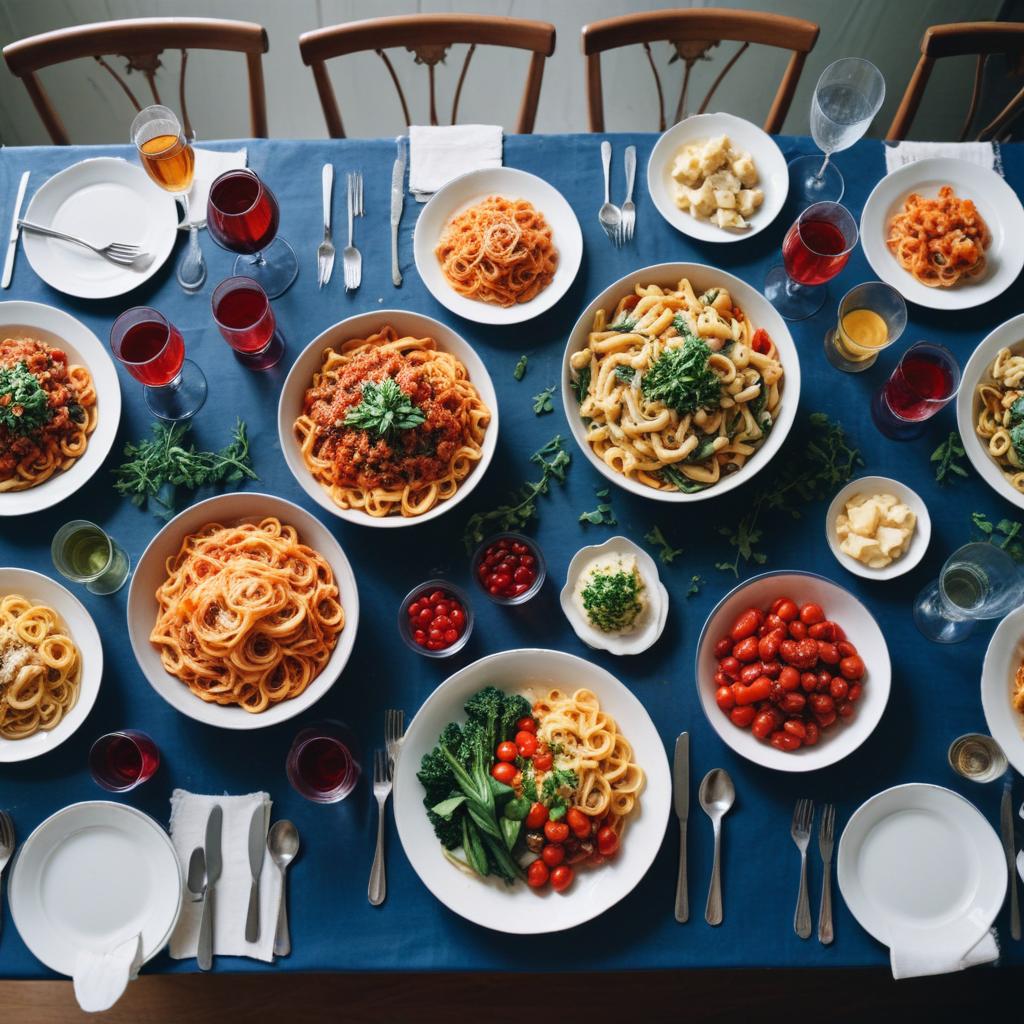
<box><xmin>399</xmin><ymin>581</ymin><xmax>473</xmax><ymax>658</ymax></box>
<box><xmin>472</xmin><ymin>533</ymin><xmax>546</xmax><ymax>606</ymax></box>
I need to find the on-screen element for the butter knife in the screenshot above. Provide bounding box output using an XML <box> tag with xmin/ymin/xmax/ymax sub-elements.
<box><xmin>390</xmin><ymin>136</ymin><xmax>406</xmax><ymax>287</ymax></box>
<box><xmin>674</xmin><ymin>732</ymin><xmax>689</xmax><ymax>923</ymax></box>
<box><xmin>2</xmin><ymin>171</ymin><xmax>29</xmax><ymax>289</ymax></box>
<box><xmin>199</xmin><ymin>805</ymin><xmax>223</xmax><ymax>970</ymax></box>
<box><xmin>245</xmin><ymin>804</ymin><xmax>266</xmax><ymax>943</ymax></box>
<box><xmin>1002</xmin><ymin>779</ymin><xmax>1020</xmax><ymax>940</ymax></box>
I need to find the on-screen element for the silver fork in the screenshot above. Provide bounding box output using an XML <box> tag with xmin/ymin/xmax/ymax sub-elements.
<box><xmin>817</xmin><ymin>803</ymin><xmax>836</xmax><ymax>945</ymax></box>
<box><xmin>0</xmin><ymin>810</ymin><xmax>14</xmax><ymax>942</ymax></box>
<box><xmin>385</xmin><ymin>708</ymin><xmax>405</xmax><ymax>774</ymax></box>
<box><xmin>368</xmin><ymin>748</ymin><xmax>392</xmax><ymax>906</ymax></box>
<box><xmin>791</xmin><ymin>798</ymin><xmax>814</xmax><ymax>939</ymax></box>
<box><xmin>18</xmin><ymin>219</ymin><xmax>146</xmax><ymax>265</ymax></box>
<box><xmin>619</xmin><ymin>145</ymin><xmax>637</xmax><ymax>245</ymax></box>
<box><xmin>598</xmin><ymin>141</ymin><xmax>621</xmax><ymax>246</ymax></box>
<box><xmin>317</xmin><ymin>163</ymin><xmax>335</xmax><ymax>288</ymax></box>
<box><xmin>343</xmin><ymin>172</ymin><xmax>362</xmax><ymax>292</ymax></box>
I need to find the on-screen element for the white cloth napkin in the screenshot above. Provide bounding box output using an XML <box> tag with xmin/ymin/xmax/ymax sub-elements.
<box><xmin>884</xmin><ymin>140</ymin><xmax>997</xmax><ymax>175</ymax></box>
<box><xmin>408</xmin><ymin>124</ymin><xmax>502</xmax><ymax>201</ymax></box>
<box><xmin>183</xmin><ymin>147</ymin><xmax>248</xmax><ymax>226</ymax></box>
<box><xmin>72</xmin><ymin>933</ymin><xmax>142</xmax><ymax>1013</ymax></box>
<box><xmin>890</xmin><ymin>928</ymin><xmax>1000</xmax><ymax>979</ymax></box>
<box><xmin>167</xmin><ymin>789</ymin><xmax>279</xmax><ymax>963</ymax></box>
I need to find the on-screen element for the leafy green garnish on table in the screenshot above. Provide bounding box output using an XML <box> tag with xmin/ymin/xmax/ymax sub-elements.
<box><xmin>579</xmin><ymin>502</ymin><xmax>616</xmax><ymax>526</ymax></box>
<box><xmin>687</xmin><ymin>574</ymin><xmax>704</xmax><ymax>597</ymax></box>
<box><xmin>532</xmin><ymin>385</ymin><xmax>555</xmax><ymax>415</ymax></box>
<box><xmin>462</xmin><ymin>436</ymin><xmax>570</xmax><ymax>552</ymax></box>
<box><xmin>932</xmin><ymin>431</ymin><xmax>969</xmax><ymax>484</ymax></box>
<box><xmin>645</xmin><ymin>525</ymin><xmax>683</xmax><ymax>564</ymax></box>
<box><xmin>642</xmin><ymin>336</ymin><xmax>722</xmax><ymax>415</ymax></box>
<box><xmin>0</xmin><ymin>361</ymin><xmax>51</xmax><ymax>436</ymax></box>
<box><xmin>971</xmin><ymin>512</ymin><xmax>1024</xmax><ymax>561</ymax></box>
<box><xmin>513</xmin><ymin>355</ymin><xmax>528</xmax><ymax>381</ymax></box>
<box><xmin>343</xmin><ymin>377</ymin><xmax>425</xmax><ymax>439</ymax></box>
<box><xmin>113</xmin><ymin>419</ymin><xmax>257</xmax><ymax>517</ymax></box>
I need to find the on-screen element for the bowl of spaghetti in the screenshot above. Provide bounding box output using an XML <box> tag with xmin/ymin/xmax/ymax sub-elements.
<box><xmin>278</xmin><ymin>311</ymin><xmax>497</xmax><ymax>527</ymax></box>
<box><xmin>0</xmin><ymin>567</ymin><xmax>102</xmax><ymax>763</ymax></box>
<box><xmin>127</xmin><ymin>492</ymin><xmax>359</xmax><ymax>729</ymax></box>
<box><xmin>562</xmin><ymin>263</ymin><xmax>799</xmax><ymax>502</ymax></box>
<box><xmin>413</xmin><ymin>167</ymin><xmax>583</xmax><ymax>325</ymax></box>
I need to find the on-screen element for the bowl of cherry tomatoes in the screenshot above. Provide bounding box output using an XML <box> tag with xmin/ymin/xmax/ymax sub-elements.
<box><xmin>696</xmin><ymin>571</ymin><xmax>891</xmax><ymax>772</ymax></box>
<box><xmin>398</xmin><ymin>580</ymin><xmax>473</xmax><ymax>657</ymax></box>
<box><xmin>471</xmin><ymin>533</ymin><xmax>546</xmax><ymax>605</ymax></box>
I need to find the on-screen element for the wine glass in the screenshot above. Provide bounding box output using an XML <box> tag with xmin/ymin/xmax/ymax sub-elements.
<box><xmin>131</xmin><ymin>104</ymin><xmax>206</xmax><ymax>293</ymax></box>
<box><xmin>110</xmin><ymin>306</ymin><xmax>207</xmax><ymax>421</ymax></box>
<box><xmin>789</xmin><ymin>58</ymin><xmax>886</xmax><ymax>206</ymax></box>
<box><xmin>870</xmin><ymin>341</ymin><xmax>960</xmax><ymax>440</ymax></box>
<box><xmin>286</xmin><ymin>722</ymin><xmax>361</xmax><ymax>803</ymax></box>
<box><xmin>51</xmin><ymin>520</ymin><xmax>130</xmax><ymax>595</ymax></box>
<box><xmin>211</xmin><ymin>276</ymin><xmax>285</xmax><ymax>369</ymax></box>
<box><xmin>764</xmin><ymin>202</ymin><xmax>858</xmax><ymax>320</ymax></box>
<box><xmin>89</xmin><ymin>730</ymin><xmax>160</xmax><ymax>792</ymax></box>
<box><xmin>206</xmin><ymin>169</ymin><xmax>298</xmax><ymax>298</ymax></box>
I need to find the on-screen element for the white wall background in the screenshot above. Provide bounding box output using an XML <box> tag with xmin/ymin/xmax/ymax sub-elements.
<box><xmin>0</xmin><ymin>0</ymin><xmax>1004</xmax><ymax>146</ymax></box>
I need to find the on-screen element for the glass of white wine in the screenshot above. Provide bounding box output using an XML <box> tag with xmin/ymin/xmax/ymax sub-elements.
<box><xmin>824</xmin><ymin>282</ymin><xmax>907</xmax><ymax>372</ymax></box>
<box><xmin>51</xmin><ymin>520</ymin><xmax>131</xmax><ymax>595</ymax></box>
<box><xmin>789</xmin><ymin>58</ymin><xmax>886</xmax><ymax>207</ymax></box>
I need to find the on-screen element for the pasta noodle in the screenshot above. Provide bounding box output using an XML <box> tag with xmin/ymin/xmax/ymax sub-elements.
<box><xmin>434</xmin><ymin>196</ymin><xmax>558</xmax><ymax>307</ymax></box>
<box><xmin>0</xmin><ymin>595</ymin><xmax>80</xmax><ymax>740</ymax></box>
<box><xmin>975</xmin><ymin>343</ymin><xmax>1024</xmax><ymax>493</ymax></box>
<box><xmin>150</xmin><ymin>517</ymin><xmax>345</xmax><ymax>713</ymax></box>
<box><xmin>1014</xmin><ymin>656</ymin><xmax>1024</xmax><ymax>716</ymax></box>
<box><xmin>569</xmin><ymin>278</ymin><xmax>784</xmax><ymax>494</ymax></box>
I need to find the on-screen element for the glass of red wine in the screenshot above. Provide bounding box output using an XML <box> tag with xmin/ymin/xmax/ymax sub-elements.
<box><xmin>764</xmin><ymin>201</ymin><xmax>858</xmax><ymax>321</ymax></box>
<box><xmin>110</xmin><ymin>306</ymin><xmax>207</xmax><ymax>421</ymax></box>
<box><xmin>211</xmin><ymin>276</ymin><xmax>285</xmax><ymax>369</ymax></box>
<box><xmin>286</xmin><ymin>722</ymin><xmax>361</xmax><ymax>803</ymax></box>
<box><xmin>89</xmin><ymin>730</ymin><xmax>160</xmax><ymax>792</ymax></box>
<box><xmin>206</xmin><ymin>168</ymin><xmax>297</xmax><ymax>298</ymax></box>
<box><xmin>871</xmin><ymin>341</ymin><xmax>961</xmax><ymax>440</ymax></box>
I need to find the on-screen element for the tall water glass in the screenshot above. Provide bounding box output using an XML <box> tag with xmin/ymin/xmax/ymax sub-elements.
<box><xmin>51</xmin><ymin>520</ymin><xmax>130</xmax><ymax>595</ymax></box>
<box><xmin>825</xmin><ymin>282</ymin><xmax>907</xmax><ymax>372</ymax></box>
<box><xmin>870</xmin><ymin>341</ymin><xmax>960</xmax><ymax>440</ymax></box>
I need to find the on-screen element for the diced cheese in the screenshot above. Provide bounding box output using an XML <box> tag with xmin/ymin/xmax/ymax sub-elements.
<box><xmin>846</xmin><ymin>501</ymin><xmax>881</xmax><ymax>537</ymax></box>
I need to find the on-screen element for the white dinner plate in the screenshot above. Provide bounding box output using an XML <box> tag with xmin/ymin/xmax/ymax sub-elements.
<box><xmin>22</xmin><ymin>158</ymin><xmax>178</xmax><ymax>299</ymax></box>
<box><xmin>695</xmin><ymin>571</ymin><xmax>891</xmax><ymax>772</ymax></box>
<box><xmin>560</xmin><ymin>262</ymin><xmax>800</xmax><ymax>503</ymax></box>
<box><xmin>8</xmin><ymin>801</ymin><xmax>182</xmax><ymax>976</ymax></box>
<box><xmin>956</xmin><ymin>312</ymin><xmax>1024</xmax><ymax>511</ymax></box>
<box><xmin>277</xmin><ymin>310</ymin><xmax>498</xmax><ymax>528</ymax></box>
<box><xmin>838</xmin><ymin>784</ymin><xmax>1006</xmax><ymax>958</ymax></box>
<box><xmin>980</xmin><ymin>604</ymin><xmax>1024</xmax><ymax>776</ymax></box>
<box><xmin>393</xmin><ymin>648</ymin><xmax>671</xmax><ymax>933</ymax></box>
<box><xmin>0</xmin><ymin>300</ymin><xmax>121</xmax><ymax>516</ymax></box>
<box><xmin>860</xmin><ymin>157</ymin><xmax>1024</xmax><ymax>310</ymax></box>
<box><xmin>646</xmin><ymin>112</ymin><xmax>789</xmax><ymax>243</ymax></box>
<box><xmin>126</xmin><ymin>492</ymin><xmax>359</xmax><ymax>730</ymax></box>
<box><xmin>0</xmin><ymin>568</ymin><xmax>102</xmax><ymax>763</ymax></box>
<box><xmin>413</xmin><ymin>167</ymin><xmax>583</xmax><ymax>325</ymax></box>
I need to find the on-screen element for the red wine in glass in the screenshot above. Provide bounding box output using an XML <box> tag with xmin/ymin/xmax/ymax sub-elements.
<box><xmin>115</xmin><ymin>317</ymin><xmax>184</xmax><ymax>386</ymax></box>
<box><xmin>783</xmin><ymin>219</ymin><xmax>852</xmax><ymax>285</ymax></box>
<box><xmin>211</xmin><ymin>276</ymin><xmax>284</xmax><ymax>369</ymax></box>
<box><xmin>89</xmin><ymin>730</ymin><xmax>160</xmax><ymax>792</ymax></box>
<box><xmin>207</xmin><ymin>170</ymin><xmax>280</xmax><ymax>254</ymax></box>
<box><xmin>286</xmin><ymin>723</ymin><xmax>360</xmax><ymax>803</ymax></box>
<box><xmin>872</xmin><ymin>342</ymin><xmax>961</xmax><ymax>439</ymax></box>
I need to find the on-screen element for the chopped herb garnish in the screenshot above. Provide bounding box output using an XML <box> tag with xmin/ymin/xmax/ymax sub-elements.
<box><xmin>932</xmin><ymin>432</ymin><xmax>969</xmax><ymax>484</ymax></box>
<box><xmin>645</xmin><ymin>525</ymin><xmax>683</xmax><ymax>564</ymax></box>
<box><xmin>609</xmin><ymin>315</ymin><xmax>638</xmax><ymax>333</ymax></box>
<box><xmin>343</xmin><ymin>377</ymin><xmax>425</xmax><ymax>439</ymax></box>
<box><xmin>513</xmin><ymin>355</ymin><xmax>528</xmax><ymax>381</ymax></box>
<box><xmin>615</xmin><ymin>365</ymin><xmax>637</xmax><ymax>384</ymax></box>
<box><xmin>532</xmin><ymin>386</ymin><xmax>555</xmax><ymax>415</ymax></box>
<box><xmin>581</xmin><ymin>566</ymin><xmax>644</xmax><ymax>632</ymax></box>
<box><xmin>687</xmin><ymin>574</ymin><xmax>704</xmax><ymax>597</ymax></box>
<box><xmin>641</xmin><ymin>336</ymin><xmax>722</xmax><ymax>415</ymax></box>
<box><xmin>0</xmin><ymin>361</ymin><xmax>51</xmax><ymax>436</ymax></box>
<box><xmin>571</xmin><ymin>366</ymin><xmax>591</xmax><ymax>405</ymax></box>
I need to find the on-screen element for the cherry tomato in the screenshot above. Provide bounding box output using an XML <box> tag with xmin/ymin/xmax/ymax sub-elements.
<box><xmin>713</xmin><ymin>637</ymin><xmax>733</xmax><ymax>659</ymax></box>
<box><xmin>715</xmin><ymin>685</ymin><xmax>735</xmax><ymax>711</ymax></box>
<box><xmin>527</xmin><ymin>859</ymin><xmax>550</xmax><ymax>888</ymax></box>
<box><xmin>566</xmin><ymin>808</ymin><xmax>591</xmax><ymax>839</ymax></box>
<box><xmin>774</xmin><ymin>598</ymin><xmax>799</xmax><ymax>622</ymax></box>
<box><xmin>787</xmin><ymin>620</ymin><xmax>808</xmax><ymax>640</ymax></box>
<box><xmin>495</xmin><ymin>741</ymin><xmax>518</xmax><ymax>763</ymax></box>
<box><xmin>779</xmin><ymin>666</ymin><xmax>801</xmax><ymax>691</ymax></box>
<box><xmin>491</xmin><ymin>762</ymin><xmax>516</xmax><ymax>785</ymax></box>
<box><xmin>719</xmin><ymin>656</ymin><xmax>741</xmax><ymax>680</ymax></box>
<box><xmin>544</xmin><ymin>820</ymin><xmax>570</xmax><ymax>844</ymax></box>
<box><xmin>839</xmin><ymin>655</ymin><xmax>865</xmax><ymax>680</ymax></box>
<box><xmin>550</xmin><ymin>865</ymin><xmax>574</xmax><ymax>892</ymax></box>
<box><xmin>729</xmin><ymin>705</ymin><xmax>756</xmax><ymax>727</ymax></box>
<box><xmin>770</xmin><ymin>731</ymin><xmax>801</xmax><ymax>751</ymax></box>
<box><xmin>799</xmin><ymin>603</ymin><xmax>825</xmax><ymax>625</ymax></box>
<box><xmin>752</xmin><ymin>710</ymin><xmax>776</xmax><ymax>740</ymax></box>
<box><xmin>730</xmin><ymin>609</ymin><xmax>764</xmax><ymax>641</ymax></box>
<box><xmin>515</xmin><ymin>731</ymin><xmax>538</xmax><ymax>758</ymax></box>
<box><xmin>516</xmin><ymin>716</ymin><xmax>537</xmax><ymax>734</ymax></box>
<box><xmin>525</xmin><ymin>802</ymin><xmax>548</xmax><ymax>829</ymax></box>
<box><xmin>533</xmin><ymin>751</ymin><xmax>553</xmax><ymax>772</ymax></box>
<box><xmin>733</xmin><ymin>636</ymin><xmax>760</xmax><ymax>663</ymax></box>
<box><xmin>779</xmin><ymin>691</ymin><xmax>806</xmax><ymax>715</ymax></box>
<box><xmin>596</xmin><ymin>826</ymin><xmax>619</xmax><ymax>856</ymax></box>
<box><xmin>541</xmin><ymin>843</ymin><xmax>565</xmax><ymax>867</ymax></box>
<box><xmin>735</xmin><ymin>677</ymin><xmax>771</xmax><ymax>705</ymax></box>
<box><xmin>829</xmin><ymin>677</ymin><xmax>849</xmax><ymax>700</ymax></box>
<box><xmin>751</xmin><ymin>328</ymin><xmax>772</xmax><ymax>355</ymax></box>
<box><xmin>783</xmin><ymin>719</ymin><xmax>806</xmax><ymax>739</ymax></box>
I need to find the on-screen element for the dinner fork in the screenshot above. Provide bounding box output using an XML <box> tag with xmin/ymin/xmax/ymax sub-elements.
<box><xmin>385</xmin><ymin>708</ymin><xmax>405</xmax><ymax>774</ymax></box>
<box><xmin>368</xmin><ymin>748</ymin><xmax>392</xmax><ymax>906</ymax></box>
<box><xmin>598</xmin><ymin>141</ymin><xmax>621</xmax><ymax>246</ymax></box>
<box><xmin>618</xmin><ymin>146</ymin><xmax>637</xmax><ymax>245</ymax></box>
<box><xmin>18</xmin><ymin>219</ymin><xmax>146</xmax><ymax>266</ymax></box>
<box><xmin>0</xmin><ymin>810</ymin><xmax>15</xmax><ymax>941</ymax></box>
<box><xmin>343</xmin><ymin>172</ymin><xmax>363</xmax><ymax>292</ymax></box>
<box><xmin>317</xmin><ymin>163</ymin><xmax>335</xmax><ymax>288</ymax></box>
<box><xmin>817</xmin><ymin>802</ymin><xmax>836</xmax><ymax>945</ymax></box>
<box><xmin>791</xmin><ymin>798</ymin><xmax>814</xmax><ymax>939</ymax></box>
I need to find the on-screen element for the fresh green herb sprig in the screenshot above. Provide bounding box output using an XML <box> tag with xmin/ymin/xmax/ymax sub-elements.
<box><xmin>642</xmin><ymin>337</ymin><xmax>721</xmax><ymax>415</ymax></box>
<box><xmin>687</xmin><ymin>574</ymin><xmax>703</xmax><ymax>597</ymax></box>
<box><xmin>932</xmin><ymin>432</ymin><xmax>969</xmax><ymax>484</ymax></box>
<box><xmin>532</xmin><ymin>386</ymin><xmax>555</xmax><ymax>415</ymax></box>
<box><xmin>343</xmin><ymin>377</ymin><xmax>425</xmax><ymax>439</ymax></box>
<box><xmin>513</xmin><ymin>355</ymin><xmax>528</xmax><ymax>381</ymax></box>
<box><xmin>570</xmin><ymin>366</ymin><xmax>591</xmax><ymax>405</ymax></box>
<box><xmin>645</xmin><ymin>525</ymin><xmax>683</xmax><ymax>564</ymax></box>
<box><xmin>971</xmin><ymin>512</ymin><xmax>1024</xmax><ymax>561</ymax></box>
<box><xmin>0</xmin><ymin>362</ymin><xmax>51</xmax><ymax>436</ymax></box>
<box><xmin>579</xmin><ymin>503</ymin><xmax>616</xmax><ymax>526</ymax></box>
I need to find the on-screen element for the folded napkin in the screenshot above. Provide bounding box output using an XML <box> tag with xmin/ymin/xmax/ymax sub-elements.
<box><xmin>168</xmin><ymin>789</ymin><xmax>279</xmax><ymax>963</ymax></box>
<box><xmin>890</xmin><ymin>928</ymin><xmax>1000</xmax><ymax>979</ymax></box>
<box><xmin>884</xmin><ymin>140</ymin><xmax>998</xmax><ymax>175</ymax></box>
<box><xmin>73</xmin><ymin>933</ymin><xmax>142</xmax><ymax>1014</ymax></box>
<box><xmin>183</xmin><ymin>147</ymin><xmax>248</xmax><ymax>227</ymax></box>
<box><xmin>408</xmin><ymin>124</ymin><xmax>502</xmax><ymax>201</ymax></box>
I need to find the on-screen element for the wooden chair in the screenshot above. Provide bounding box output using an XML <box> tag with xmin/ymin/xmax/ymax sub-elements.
<box><xmin>298</xmin><ymin>14</ymin><xmax>556</xmax><ymax>137</ymax></box>
<box><xmin>581</xmin><ymin>8</ymin><xmax>819</xmax><ymax>133</ymax></box>
<box><xmin>887</xmin><ymin>21</ymin><xmax>1024</xmax><ymax>141</ymax></box>
<box><xmin>3</xmin><ymin>17</ymin><xmax>269</xmax><ymax>144</ymax></box>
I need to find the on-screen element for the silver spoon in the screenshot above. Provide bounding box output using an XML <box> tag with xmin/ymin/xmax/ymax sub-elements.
<box><xmin>598</xmin><ymin>140</ymin><xmax>621</xmax><ymax>244</ymax></box>
<box><xmin>699</xmin><ymin>768</ymin><xmax>735</xmax><ymax>926</ymax></box>
<box><xmin>186</xmin><ymin>847</ymin><xmax>209</xmax><ymax>970</ymax></box>
<box><xmin>268</xmin><ymin>820</ymin><xmax>300</xmax><ymax>957</ymax></box>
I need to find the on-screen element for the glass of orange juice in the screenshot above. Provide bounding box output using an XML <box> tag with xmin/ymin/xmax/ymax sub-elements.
<box><xmin>824</xmin><ymin>281</ymin><xmax>907</xmax><ymax>372</ymax></box>
<box><xmin>131</xmin><ymin>105</ymin><xmax>206</xmax><ymax>293</ymax></box>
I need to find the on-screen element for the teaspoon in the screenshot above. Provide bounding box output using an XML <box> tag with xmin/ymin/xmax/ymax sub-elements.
<box><xmin>268</xmin><ymin>819</ymin><xmax>300</xmax><ymax>957</ymax></box>
<box><xmin>699</xmin><ymin>768</ymin><xmax>735</xmax><ymax>926</ymax></box>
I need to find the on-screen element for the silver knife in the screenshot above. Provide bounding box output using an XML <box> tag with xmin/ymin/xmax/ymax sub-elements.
<box><xmin>1002</xmin><ymin>779</ymin><xmax>1020</xmax><ymax>940</ymax></box>
<box><xmin>245</xmin><ymin>804</ymin><xmax>266</xmax><ymax>943</ymax></box>
<box><xmin>674</xmin><ymin>732</ymin><xmax>690</xmax><ymax>923</ymax></box>
<box><xmin>2</xmin><ymin>172</ymin><xmax>29</xmax><ymax>289</ymax></box>
<box><xmin>390</xmin><ymin>136</ymin><xmax>406</xmax><ymax>287</ymax></box>
<box><xmin>198</xmin><ymin>805</ymin><xmax>223</xmax><ymax>970</ymax></box>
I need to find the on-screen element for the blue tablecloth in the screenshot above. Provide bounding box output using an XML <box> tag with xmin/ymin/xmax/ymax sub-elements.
<box><xmin>0</xmin><ymin>134</ymin><xmax>1022</xmax><ymax>978</ymax></box>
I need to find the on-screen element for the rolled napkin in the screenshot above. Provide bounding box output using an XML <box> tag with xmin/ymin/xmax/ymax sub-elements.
<box><xmin>884</xmin><ymin>140</ymin><xmax>997</xmax><ymax>175</ymax></box>
<box><xmin>408</xmin><ymin>124</ymin><xmax>502</xmax><ymax>202</ymax></box>
<box><xmin>72</xmin><ymin>933</ymin><xmax>142</xmax><ymax>1014</ymax></box>
<box><xmin>168</xmin><ymin>789</ymin><xmax>279</xmax><ymax>963</ymax></box>
<box><xmin>183</xmin><ymin>147</ymin><xmax>248</xmax><ymax>227</ymax></box>
<box><xmin>889</xmin><ymin>928</ymin><xmax>1000</xmax><ymax>979</ymax></box>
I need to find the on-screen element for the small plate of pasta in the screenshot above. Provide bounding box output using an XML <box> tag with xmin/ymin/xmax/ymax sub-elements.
<box><xmin>562</xmin><ymin>263</ymin><xmax>799</xmax><ymax>502</ymax></box>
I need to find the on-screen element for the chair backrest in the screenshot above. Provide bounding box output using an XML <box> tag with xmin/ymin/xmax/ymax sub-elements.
<box><xmin>582</xmin><ymin>8</ymin><xmax>819</xmax><ymax>133</ymax></box>
<box><xmin>3</xmin><ymin>17</ymin><xmax>269</xmax><ymax>144</ymax></box>
<box><xmin>298</xmin><ymin>14</ymin><xmax>556</xmax><ymax>137</ymax></box>
<box><xmin>887</xmin><ymin>21</ymin><xmax>1024</xmax><ymax>141</ymax></box>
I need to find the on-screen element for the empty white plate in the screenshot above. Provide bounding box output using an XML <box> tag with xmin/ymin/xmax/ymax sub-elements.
<box><xmin>8</xmin><ymin>801</ymin><xmax>182</xmax><ymax>976</ymax></box>
<box><xmin>838</xmin><ymin>784</ymin><xmax>1005</xmax><ymax>959</ymax></box>
<box><xmin>22</xmin><ymin>158</ymin><xmax>178</xmax><ymax>299</ymax></box>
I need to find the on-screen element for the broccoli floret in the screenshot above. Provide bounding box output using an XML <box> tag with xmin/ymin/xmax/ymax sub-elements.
<box><xmin>417</xmin><ymin>721</ymin><xmax>464</xmax><ymax>804</ymax></box>
<box><xmin>1012</xmin><ymin>422</ymin><xmax>1024</xmax><ymax>463</ymax></box>
<box><xmin>464</xmin><ymin>686</ymin><xmax>504</xmax><ymax>751</ymax></box>
<box><xmin>427</xmin><ymin>808</ymin><xmax>464</xmax><ymax>849</ymax></box>
<box><xmin>498</xmin><ymin>692</ymin><xmax>532</xmax><ymax>740</ymax></box>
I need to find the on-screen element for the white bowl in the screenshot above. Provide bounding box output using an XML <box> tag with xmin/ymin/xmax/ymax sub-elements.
<box><xmin>695</xmin><ymin>571</ymin><xmax>891</xmax><ymax>772</ymax></box>
<box><xmin>560</xmin><ymin>262</ymin><xmax>800</xmax><ymax>503</ymax></box>
<box><xmin>413</xmin><ymin>166</ymin><xmax>583</xmax><ymax>325</ymax></box>
<box><xmin>0</xmin><ymin>567</ymin><xmax>102</xmax><ymax>763</ymax></box>
<box><xmin>392</xmin><ymin>648</ymin><xmax>671</xmax><ymax>933</ymax></box>
<box><xmin>981</xmin><ymin>604</ymin><xmax>1024</xmax><ymax>776</ymax></box>
<box><xmin>824</xmin><ymin>476</ymin><xmax>931</xmax><ymax>581</ymax></box>
<box><xmin>126</xmin><ymin>492</ymin><xmax>359</xmax><ymax>730</ymax></box>
<box><xmin>0</xmin><ymin>301</ymin><xmax>121</xmax><ymax>517</ymax></box>
<box><xmin>559</xmin><ymin>535</ymin><xmax>668</xmax><ymax>655</ymax></box>
<box><xmin>277</xmin><ymin>310</ymin><xmax>498</xmax><ymax>528</ymax></box>
<box><xmin>956</xmin><ymin>312</ymin><xmax>1024</xmax><ymax>511</ymax></box>
<box><xmin>646</xmin><ymin>112</ymin><xmax>789</xmax><ymax>243</ymax></box>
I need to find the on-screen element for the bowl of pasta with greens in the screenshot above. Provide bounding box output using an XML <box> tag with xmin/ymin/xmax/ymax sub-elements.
<box><xmin>561</xmin><ymin>263</ymin><xmax>800</xmax><ymax>502</ymax></box>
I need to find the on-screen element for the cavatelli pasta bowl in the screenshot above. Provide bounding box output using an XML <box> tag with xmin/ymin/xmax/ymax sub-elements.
<box><xmin>561</xmin><ymin>263</ymin><xmax>800</xmax><ymax>503</ymax></box>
